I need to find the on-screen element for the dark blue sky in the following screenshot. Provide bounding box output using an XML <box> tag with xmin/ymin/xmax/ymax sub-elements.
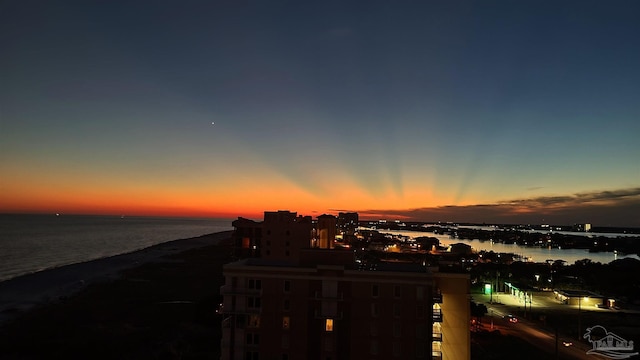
<box><xmin>1</xmin><ymin>0</ymin><xmax>639</xmax><ymax>225</ymax></box>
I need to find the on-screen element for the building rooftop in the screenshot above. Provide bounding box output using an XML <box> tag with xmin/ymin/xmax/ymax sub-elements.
<box><xmin>555</xmin><ymin>289</ymin><xmax>604</xmax><ymax>298</ymax></box>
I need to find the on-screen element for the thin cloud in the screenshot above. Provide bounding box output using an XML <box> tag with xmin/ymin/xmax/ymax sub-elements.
<box><xmin>358</xmin><ymin>187</ymin><xmax>640</xmax><ymax>227</ymax></box>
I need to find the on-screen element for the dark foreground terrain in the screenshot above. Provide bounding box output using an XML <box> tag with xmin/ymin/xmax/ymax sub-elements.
<box><xmin>6</xmin><ymin>234</ymin><xmax>632</xmax><ymax>359</ymax></box>
<box><xmin>0</xmin><ymin>236</ymin><xmax>234</xmax><ymax>360</ymax></box>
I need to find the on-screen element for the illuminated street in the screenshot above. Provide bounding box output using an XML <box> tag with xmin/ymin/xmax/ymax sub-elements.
<box><xmin>475</xmin><ymin>291</ymin><xmax>596</xmax><ymax>359</ymax></box>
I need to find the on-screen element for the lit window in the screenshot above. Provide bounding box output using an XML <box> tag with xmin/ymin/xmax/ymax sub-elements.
<box><xmin>282</xmin><ymin>316</ymin><xmax>290</xmax><ymax>329</ymax></box>
<box><xmin>325</xmin><ymin>318</ymin><xmax>334</xmax><ymax>332</ymax></box>
<box><xmin>248</xmin><ymin>315</ymin><xmax>260</xmax><ymax>328</ymax></box>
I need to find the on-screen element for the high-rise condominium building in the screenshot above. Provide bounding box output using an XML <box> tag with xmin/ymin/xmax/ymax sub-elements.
<box><xmin>220</xmin><ymin>211</ymin><xmax>470</xmax><ymax>360</ymax></box>
<box><xmin>337</xmin><ymin>212</ymin><xmax>359</xmax><ymax>236</ymax></box>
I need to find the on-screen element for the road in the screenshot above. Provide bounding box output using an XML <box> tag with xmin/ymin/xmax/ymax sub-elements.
<box><xmin>485</xmin><ymin>304</ymin><xmax>591</xmax><ymax>359</ymax></box>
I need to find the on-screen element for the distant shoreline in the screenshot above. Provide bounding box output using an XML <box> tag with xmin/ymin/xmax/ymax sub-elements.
<box><xmin>0</xmin><ymin>230</ymin><xmax>233</xmax><ymax>325</ymax></box>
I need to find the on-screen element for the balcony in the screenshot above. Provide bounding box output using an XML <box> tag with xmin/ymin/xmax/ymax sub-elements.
<box><xmin>220</xmin><ymin>285</ymin><xmax>261</xmax><ymax>295</ymax></box>
<box><xmin>313</xmin><ymin>291</ymin><xmax>344</xmax><ymax>300</ymax></box>
<box><xmin>222</xmin><ymin>316</ymin><xmax>233</xmax><ymax>328</ymax></box>
<box><xmin>433</xmin><ymin>293</ymin><xmax>443</xmax><ymax>304</ymax></box>
<box><xmin>314</xmin><ymin>310</ymin><xmax>344</xmax><ymax>320</ymax></box>
<box><xmin>221</xmin><ymin>306</ymin><xmax>261</xmax><ymax>315</ymax></box>
<box><xmin>432</xmin><ymin>309</ymin><xmax>442</xmax><ymax>322</ymax></box>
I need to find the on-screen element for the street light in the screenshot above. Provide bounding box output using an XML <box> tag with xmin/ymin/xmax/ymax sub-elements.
<box><xmin>578</xmin><ymin>296</ymin><xmax>582</xmax><ymax>340</ymax></box>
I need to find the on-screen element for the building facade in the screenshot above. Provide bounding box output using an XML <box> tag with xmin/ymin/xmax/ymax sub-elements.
<box><xmin>316</xmin><ymin>214</ymin><xmax>337</xmax><ymax>249</ymax></box>
<box><xmin>221</xmin><ymin>211</ymin><xmax>470</xmax><ymax>360</ymax></box>
<box><xmin>337</xmin><ymin>212</ymin><xmax>359</xmax><ymax>236</ymax></box>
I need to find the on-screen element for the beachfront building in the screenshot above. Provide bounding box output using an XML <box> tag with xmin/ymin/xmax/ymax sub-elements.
<box><xmin>231</xmin><ymin>217</ymin><xmax>262</xmax><ymax>258</ymax></box>
<box><xmin>316</xmin><ymin>214</ymin><xmax>337</xmax><ymax>249</ymax></box>
<box><xmin>337</xmin><ymin>212</ymin><xmax>359</xmax><ymax>236</ymax></box>
<box><xmin>220</xmin><ymin>211</ymin><xmax>471</xmax><ymax>360</ymax></box>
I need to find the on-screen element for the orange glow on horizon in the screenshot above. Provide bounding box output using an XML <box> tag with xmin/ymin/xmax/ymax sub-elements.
<box><xmin>0</xmin><ymin>164</ymin><xmax>514</xmax><ymax>221</ymax></box>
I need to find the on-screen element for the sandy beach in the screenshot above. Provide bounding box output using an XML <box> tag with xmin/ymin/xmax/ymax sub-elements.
<box><xmin>0</xmin><ymin>230</ymin><xmax>234</xmax><ymax>359</ymax></box>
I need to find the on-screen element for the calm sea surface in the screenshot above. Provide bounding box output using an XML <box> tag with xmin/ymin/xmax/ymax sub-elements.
<box><xmin>0</xmin><ymin>214</ymin><xmax>233</xmax><ymax>283</ymax></box>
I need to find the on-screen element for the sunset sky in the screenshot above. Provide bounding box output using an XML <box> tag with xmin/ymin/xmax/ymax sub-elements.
<box><xmin>1</xmin><ymin>1</ymin><xmax>639</xmax><ymax>226</ymax></box>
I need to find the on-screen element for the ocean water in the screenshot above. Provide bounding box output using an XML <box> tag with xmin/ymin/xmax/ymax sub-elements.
<box><xmin>0</xmin><ymin>214</ymin><xmax>233</xmax><ymax>283</ymax></box>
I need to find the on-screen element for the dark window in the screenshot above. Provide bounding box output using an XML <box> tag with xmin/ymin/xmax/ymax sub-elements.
<box><xmin>248</xmin><ymin>297</ymin><xmax>261</xmax><ymax>308</ymax></box>
<box><xmin>394</xmin><ymin>285</ymin><xmax>401</xmax><ymax>298</ymax></box>
<box><xmin>416</xmin><ymin>324</ymin><xmax>425</xmax><ymax>339</ymax></box>
<box><xmin>284</xmin><ymin>280</ymin><xmax>291</xmax><ymax>292</ymax></box>
<box><xmin>283</xmin><ymin>299</ymin><xmax>290</xmax><ymax>311</ymax></box>
<box><xmin>393</xmin><ymin>303</ymin><xmax>401</xmax><ymax>317</ymax></box>
<box><xmin>393</xmin><ymin>322</ymin><xmax>401</xmax><ymax>337</ymax></box>
<box><xmin>372</xmin><ymin>284</ymin><xmax>379</xmax><ymax>297</ymax></box>
<box><xmin>285</xmin><ymin>250</ymin><xmax>290</xmax><ymax>256</ymax></box>
<box><xmin>247</xmin><ymin>279</ymin><xmax>261</xmax><ymax>290</ymax></box>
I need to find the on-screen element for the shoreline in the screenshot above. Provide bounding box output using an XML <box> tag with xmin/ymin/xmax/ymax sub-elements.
<box><xmin>0</xmin><ymin>230</ymin><xmax>233</xmax><ymax>325</ymax></box>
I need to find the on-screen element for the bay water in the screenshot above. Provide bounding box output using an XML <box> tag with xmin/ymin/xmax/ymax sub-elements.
<box><xmin>381</xmin><ymin>229</ymin><xmax>640</xmax><ymax>264</ymax></box>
